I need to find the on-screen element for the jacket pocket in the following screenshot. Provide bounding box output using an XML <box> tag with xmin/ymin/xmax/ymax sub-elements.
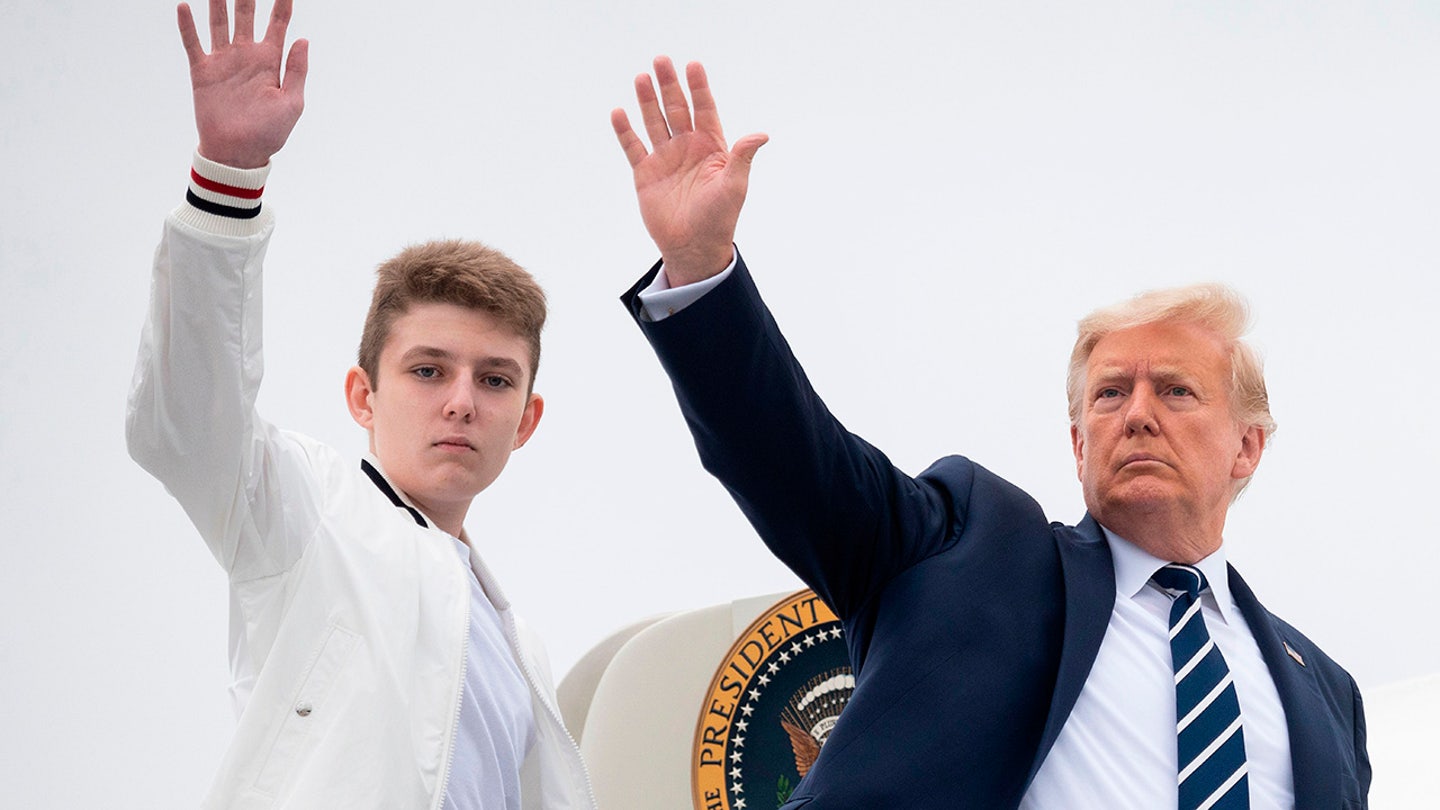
<box><xmin>252</xmin><ymin>623</ymin><xmax>360</xmax><ymax>797</ymax></box>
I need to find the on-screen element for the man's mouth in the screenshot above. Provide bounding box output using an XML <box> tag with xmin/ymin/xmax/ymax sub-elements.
<box><xmin>1119</xmin><ymin>453</ymin><xmax>1167</xmax><ymax>469</ymax></box>
<box><xmin>434</xmin><ymin>437</ymin><xmax>475</xmax><ymax>451</ymax></box>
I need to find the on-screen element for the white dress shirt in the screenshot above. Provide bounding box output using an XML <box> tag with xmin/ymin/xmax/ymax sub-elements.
<box><xmin>443</xmin><ymin>535</ymin><xmax>536</xmax><ymax>810</ymax></box>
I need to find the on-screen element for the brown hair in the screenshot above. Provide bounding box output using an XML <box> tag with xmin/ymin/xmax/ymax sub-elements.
<box><xmin>1067</xmin><ymin>283</ymin><xmax>1275</xmax><ymax>497</ymax></box>
<box><xmin>358</xmin><ymin>240</ymin><xmax>546</xmax><ymax>390</ymax></box>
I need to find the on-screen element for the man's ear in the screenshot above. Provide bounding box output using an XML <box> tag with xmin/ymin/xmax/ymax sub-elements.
<box><xmin>1070</xmin><ymin>423</ymin><xmax>1086</xmax><ymax>482</ymax></box>
<box><xmin>512</xmin><ymin>393</ymin><xmax>545</xmax><ymax>450</ymax></box>
<box><xmin>344</xmin><ymin>366</ymin><xmax>376</xmax><ymax>431</ymax></box>
<box><xmin>1231</xmin><ymin>424</ymin><xmax>1266</xmax><ymax>481</ymax></box>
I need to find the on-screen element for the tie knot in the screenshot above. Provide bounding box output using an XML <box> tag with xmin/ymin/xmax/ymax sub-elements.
<box><xmin>1151</xmin><ymin>563</ymin><xmax>1209</xmax><ymax>600</ymax></box>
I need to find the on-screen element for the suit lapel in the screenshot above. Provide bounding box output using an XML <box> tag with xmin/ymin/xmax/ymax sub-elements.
<box><xmin>1026</xmin><ymin>515</ymin><xmax>1115</xmax><ymax>788</ymax></box>
<box><xmin>1228</xmin><ymin>566</ymin><xmax>1342</xmax><ymax>809</ymax></box>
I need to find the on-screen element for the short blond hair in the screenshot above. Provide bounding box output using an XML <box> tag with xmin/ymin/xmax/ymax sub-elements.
<box><xmin>358</xmin><ymin>240</ymin><xmax>546</xmax><ymax>391</ymax></box>
<box><xmin>1066</xmin><ymin>283</ymin><xmax>1275</xmax><ymax>495</ymax></box>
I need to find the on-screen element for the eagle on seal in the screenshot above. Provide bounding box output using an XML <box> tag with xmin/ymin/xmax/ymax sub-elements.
<box><xmin>780</xmin><ymin>670</ymin><xmax>854</xmax><ymax>777</ymax></box>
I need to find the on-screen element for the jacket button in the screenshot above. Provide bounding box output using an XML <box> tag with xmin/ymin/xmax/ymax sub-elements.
<box><xmin>295</xmin><ymin>702</ymin><xmax>313</xmax><ymax>717</ymax></box>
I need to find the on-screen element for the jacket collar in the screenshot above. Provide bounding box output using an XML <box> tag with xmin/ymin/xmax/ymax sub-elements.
<box><xmin>359</xmin><ymin>456</ymin><xmax>510</xmax><ymax>612</ymax></box>
<box><xmin>360</xmin><ymin>456</ymin><xmax>429</xmax><ymax>528</ymax></box>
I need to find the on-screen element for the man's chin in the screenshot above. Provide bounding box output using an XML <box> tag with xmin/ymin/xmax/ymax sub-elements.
<box><xmin>1092</xmin><ymin>482</ymin><xmax>1179</xmax><ymax>519</ymax></box>
<box><xmin>405</xmin><ymin>472</ymin><xmax>488</xmax><ymax>507</ymax></box>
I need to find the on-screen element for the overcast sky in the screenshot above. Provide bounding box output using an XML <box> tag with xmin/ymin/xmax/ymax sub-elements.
<box><xmin>3</xmin><ymin>0</ymin><xmax>1437</xmax><ymax>805</ymax></box>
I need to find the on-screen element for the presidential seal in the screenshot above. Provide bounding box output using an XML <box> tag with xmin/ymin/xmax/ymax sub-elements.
<box><xmin>692</xmin><ymin>590</ymin><xmax>853</xmax><ymax>810</ymax></box>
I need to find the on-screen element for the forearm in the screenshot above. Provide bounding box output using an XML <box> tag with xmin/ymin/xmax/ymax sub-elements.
<box><xmin>624</xmin><ymin>255</ymin><xmax>952</xmax><ymax>617</ymax></box>
<box><xmin>126</xmin><ymin>154</ymin><xmax>276</xmax><ymax>570</ymax></box>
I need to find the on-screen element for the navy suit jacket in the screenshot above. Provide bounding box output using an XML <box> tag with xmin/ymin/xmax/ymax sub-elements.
<box><xmin>623</xmin><ymin>255</ymin><xmax>1370</xmax><ymax>809</ymax></box>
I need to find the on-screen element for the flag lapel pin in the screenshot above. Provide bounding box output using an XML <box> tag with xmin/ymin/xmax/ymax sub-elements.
<box><xmin>1284</xmin><ymin>641</ymin><xmax>1306</xmax><ymax>667</ymax></box>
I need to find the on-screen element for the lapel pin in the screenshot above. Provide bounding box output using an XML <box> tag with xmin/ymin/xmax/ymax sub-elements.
<box><xmin>1284</xmin><ymin>641</ymin><xmax>1306</xmax><ymax>667</ymax></box>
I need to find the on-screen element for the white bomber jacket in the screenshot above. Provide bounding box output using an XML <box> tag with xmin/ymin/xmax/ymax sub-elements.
<box><xmin>126</xmin><ymin>158</ymin><xmax>594</xmax><ymax>809</ymax></box>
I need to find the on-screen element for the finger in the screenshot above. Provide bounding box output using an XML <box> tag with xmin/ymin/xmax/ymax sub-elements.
<box><xmin>233</xmin><ymin>0</ymin><xmax>257</xmax><ymax>43</ymax></box>
<box><xmin>687</xmin><ymin>61</ymin><xmax>725</xmax><ymax>141</ymax></box>
<box><xmin>206</xmin><ymin>0</ymin><xmax>230</xmax><ymax>49</ymax></box>
<box><xmin>177</xmin><ymin>4</ymin><xmax>206</xmax><ymax>65</ymax></box>
<box><xmin>634</xmin><ymin>73</ymin><xmax>672</xmax><ymax>147</ymax></box>
<box><xmin>653</xmin><ymin>56</ymin><xmax>694</xmax><ymax>135</ymax></box>
<box><xmin>264</xmin><ymin>0</ymin><xmax>293</xmax><ymax>44</ymax></box>
<box><xmin>610</xmin><ymin>109</ymin><xmax>650</xmax><ymax>169</ymax></box>
<box><xmin>282</xmin><ymin>38</ymin><xmax>308</xmax><ymax>100</ymax></box>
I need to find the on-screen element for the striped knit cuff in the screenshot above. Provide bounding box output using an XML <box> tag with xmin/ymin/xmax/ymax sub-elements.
<box><xmin>173</xmin><ymin>152</ymin><xmax>274</xmax><ymax>237</ymax></box>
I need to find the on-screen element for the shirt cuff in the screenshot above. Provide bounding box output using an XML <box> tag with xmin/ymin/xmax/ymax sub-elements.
<box><xmin>172</xmin><ymin>151</ymin><xmax>274</xmax><ymax>237</ymax></box>
<box><xmin>635</xmin><ymin>247</ymin><xmax>738</xmax><ymax>322</ymax></box>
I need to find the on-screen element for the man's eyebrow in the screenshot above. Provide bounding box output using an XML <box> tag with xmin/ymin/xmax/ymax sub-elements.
<box><xmin>398</xmin><ymin>346</ymin><xmax>525</xmax><ymax>375</ymax></box>
<box><xmin>1089</xmin><ymin>363</ymin><xmax>1201</xmax><ymax>386</ymax></box>
<box><xmin>398</xmin><ymin>346</ymin><xmax>455</xmax><ymax>363</ymax></box>
<box><xmin>1087</xmin><ymin>366</ymin><xmax>1132</xmax><ymax>385</ymax></box>
<box><xmin>1146</xmin><ymin>364</ymin><xmax>1201</xmax><ymax>383</ymax></box>
<box><xmin>476</xmin><ymin>356</ymin><xmax>525</xmax><ymax>376</ymax></box>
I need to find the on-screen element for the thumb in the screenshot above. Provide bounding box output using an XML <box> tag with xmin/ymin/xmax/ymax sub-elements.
<box><xmin>731</xmin><ymin>132</ymin><xmax>769</xmax><ymax>166</ymax></box>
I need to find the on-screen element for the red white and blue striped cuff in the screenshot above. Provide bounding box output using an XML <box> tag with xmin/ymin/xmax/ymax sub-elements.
<box><xmin>175</xmin><ymin>152</ymin><xmax>273</xmax><ymax>236</ymax></box>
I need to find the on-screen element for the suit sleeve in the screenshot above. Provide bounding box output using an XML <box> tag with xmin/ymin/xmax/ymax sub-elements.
<box><xmin>1351</xmin><ymin>677</ymin><xmax>1371</xmax><ymax>806</ymax></box>
<box><xmin>621</xmin><ymin>253</ymin><xmax>963</xmax><ymax>619</ymax></box>
<box><xmin>126</xmin><ymin>164</ymin><xmax>324</xmax><ymax>584</ymax></box>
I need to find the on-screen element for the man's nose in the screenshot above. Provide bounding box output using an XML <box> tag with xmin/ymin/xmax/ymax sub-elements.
<box><xmin>444</xmin><ymin>381</ymin><xmax>476</xmax><ymax>422</ymax></box>
<box><xmin>1123</xmin><ymin>389</ymin><xmax>1160</xmax><ymax>436</ymax></box>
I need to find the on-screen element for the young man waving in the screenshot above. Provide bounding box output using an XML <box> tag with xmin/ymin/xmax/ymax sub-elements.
<box><xmin>127</xmin><ymin>2</ymin><xmax>593</xmax><ymax>807</ymax></box>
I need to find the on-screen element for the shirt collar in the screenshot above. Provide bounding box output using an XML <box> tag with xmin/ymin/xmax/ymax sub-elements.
<box><xmin>1101</xmin><ymin>525</ymin><xmax>1236</xmax><ymax>624</ymax></box>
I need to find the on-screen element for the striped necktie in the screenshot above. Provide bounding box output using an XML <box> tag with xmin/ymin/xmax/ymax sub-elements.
<box><xmin>1151</xmin><ymin>563</ymin><xmax>1250</xmax><ymax>810</ymax></box>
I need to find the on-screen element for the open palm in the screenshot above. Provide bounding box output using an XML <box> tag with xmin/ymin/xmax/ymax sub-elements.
<box><xmin>179</xmin><ymin>0</ymin><xmax>308</xmax><ymax>168</ymax></box>
<box><xmin>612</xmin><ymin>58</ymin><xmax>767</xmax><ymax>286</ymax></box>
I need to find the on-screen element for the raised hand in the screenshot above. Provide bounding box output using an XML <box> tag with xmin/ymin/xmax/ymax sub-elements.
<box><xmin>178</xmin><ymin>0</ymin><xmax>308</xmax><ymax>169</ymax></box>
<box><xmin>611</xmin><ymin>57</ymin><xmax>767</xmax><ymax>286</ymax></box>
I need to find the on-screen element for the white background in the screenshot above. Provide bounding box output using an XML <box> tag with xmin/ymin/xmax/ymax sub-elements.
<box><xmin>2</xmin><ymin>0</ymin><xmax>1436</xmax><ymax>805</ymax></box>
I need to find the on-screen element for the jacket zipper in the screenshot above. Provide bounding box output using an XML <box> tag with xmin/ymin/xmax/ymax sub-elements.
<box><xmin>432</xmin><ymin>565</ymin><xmax>470</xmax><ymax>810</ymax></box>
<box><xmin>503</xmin><ymin>618</ymin><xmax>598</xmax><ymax>809</ymax></box>
<box><xmin>364</xmin><ymin>466</ymin><xmax>466</xmax><ymax>810</ymax></box>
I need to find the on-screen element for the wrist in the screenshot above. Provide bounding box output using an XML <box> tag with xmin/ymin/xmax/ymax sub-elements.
<box><xmin>660</xmin><ymin>243</ymin><xmax>736</xmax><ymax>288</ymax></box>
<box><xmin>196</xmin><ymin>139</ymin><xmax>273</xmax><ymax>171</ymax></box>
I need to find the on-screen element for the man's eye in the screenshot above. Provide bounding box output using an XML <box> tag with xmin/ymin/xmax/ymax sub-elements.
<box><xmin>1098</xmin><ymin>388</ymin><xmax>1121</xmax><ymax>399</ymax></box>
<box><xmin>413</xmin><ymin>367</ymin><xmax>440</xmax><ymax>379</ymax></box>
<box><xmin>1168</xmin><ymin>386</ymin><xmax>1192</xmax><ymax>397</ymax></box>
<box><xmin>481</xmin><ymin>375</ymin><xmax>511</xmax><ymax>388</ymax></box>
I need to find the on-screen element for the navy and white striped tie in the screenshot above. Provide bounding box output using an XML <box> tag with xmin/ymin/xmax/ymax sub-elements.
<box><xmin>1151</xmin><ymin>563</ymin><xmax>1250</xmax><ymax>810</ymax></box>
